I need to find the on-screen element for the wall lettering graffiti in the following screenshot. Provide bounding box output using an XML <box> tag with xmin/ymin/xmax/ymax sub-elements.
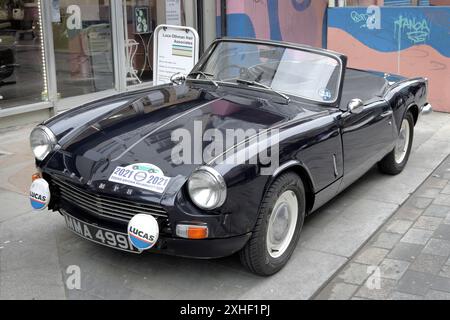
<box><xmin>394</xmin><ymin>15</ymin><xmax>430</xmax><ymax>44</ymax></box>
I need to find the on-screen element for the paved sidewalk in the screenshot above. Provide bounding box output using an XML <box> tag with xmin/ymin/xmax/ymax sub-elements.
<box><xmin>0</xmin><ymin>112</ymin><xmax>450</xmax><ymax>300</ymax></box>
<box><xmin>317</xmin><ymin>156</ymin><xmax>450</xmax><ymax>300</ymax></box>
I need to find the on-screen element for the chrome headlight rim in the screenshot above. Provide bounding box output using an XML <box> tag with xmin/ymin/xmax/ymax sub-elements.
<box><xmin>30</xmin><ymin>125</ymin><xmax>57</xmax><ymax>161</ymax></box>
<box><xmin>187</xmin><ymin>166</ymin><xmax>227</xmax><ymax>211</ymax></box>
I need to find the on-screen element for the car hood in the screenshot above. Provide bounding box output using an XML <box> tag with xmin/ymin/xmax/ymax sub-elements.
<box><xmin>43</xmin><ymin>85</ymin><xmax>324</xmax><ymax>199</ymax></box>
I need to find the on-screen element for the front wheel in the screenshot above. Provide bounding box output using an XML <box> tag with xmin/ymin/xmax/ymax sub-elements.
<box><xmin>239</xmin><ymin>172</ymin><xmax>305</xmax><ymax>276</ymax></box>
<box><xmin>378</xmin><ymin>112</ymin><xmax>415</xmax><ymax>175</ymax></box>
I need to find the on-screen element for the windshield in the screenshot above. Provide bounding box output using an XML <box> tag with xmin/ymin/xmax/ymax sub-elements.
<box><xmin>193</xmin><ymin>41</ymin><xmax>341</xmax><ymax>103</ymax></box>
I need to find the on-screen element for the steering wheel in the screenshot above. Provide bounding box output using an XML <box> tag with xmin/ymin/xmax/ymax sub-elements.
<box><xmin>217</xmin><ymin>64</ymin><xmax>251</xmax><ymax>81</ymax></box>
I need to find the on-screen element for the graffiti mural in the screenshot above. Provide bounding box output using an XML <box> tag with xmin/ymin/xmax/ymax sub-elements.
<box><xmin>328</xmin><ymin>7</ymin><xmax>450</xmax><ymax>112</ymax></box>
<box><xmin>394</xmin><ymin>15</ymin><xmax>431</xmax><ymax>44</ymax></box>
<box><xmin>217</xmin><ymin>0</ymin><xmax>328</xmax><ymax>48</ymax></box>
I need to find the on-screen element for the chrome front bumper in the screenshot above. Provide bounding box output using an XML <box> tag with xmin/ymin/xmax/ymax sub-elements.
<box><xmin>421</xmin><ymin>103</ymin><xmax>433</xmax><ymax>115</ymax></box>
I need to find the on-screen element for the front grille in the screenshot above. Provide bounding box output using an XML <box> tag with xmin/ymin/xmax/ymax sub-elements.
<box><xmin>52</xmin><ymin>178</ymin><xmax>169</xmax><ymax>223</ymax></box>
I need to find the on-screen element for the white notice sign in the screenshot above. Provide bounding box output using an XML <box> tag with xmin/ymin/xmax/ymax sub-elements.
<box><xmin>153</xmin><ymin>25</ymin><xmax>199</xmax><ymax>86</ymax></box>
<box><xmin>165</xmin><ymin>0</ymin><xmax>181</xmax><ymax>26</ymax></box>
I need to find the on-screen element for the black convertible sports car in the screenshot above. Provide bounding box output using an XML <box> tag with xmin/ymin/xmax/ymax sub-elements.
<box><xmin>29</xmin><ymin>38</ymin><xmax>432</xmax><ymax>276</ymax></box>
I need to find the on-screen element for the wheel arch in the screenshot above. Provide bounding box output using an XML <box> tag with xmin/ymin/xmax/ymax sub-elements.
<box><xmin>268</xmin><ymin>161</ymin><xmax>316</xmax><ymax>215</ymax></box>
<box><xmin>407</xmin><ymin>104</ymin><xmax>419</xmax><ymax>125</ymax></box>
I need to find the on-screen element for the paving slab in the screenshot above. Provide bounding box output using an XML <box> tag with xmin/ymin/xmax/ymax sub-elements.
<box><xmin>318</xmin><ymin>154</ymin><xmax>450</xmax><ymax>300</ymax></box>
<box><xmin>387</xmin><ymin>243</ymin><xmax>424</xmax><ymax>262</ymax></box>
<box><xmin>401</xmin><ymin>229</ymin><xmax>434</xmax><ymax>245</ymax></box>
<box><xmin>315</xmin><ymin>282</ymin><xmax>359</xmax><ymax>300</ymax></box>
<box><xmin>410</xmin><ymin>253</ymin><xmax>447</xmax><ymax>275</ymax></box>
<box><xmin>354</xmin><ymin>247</ymin><xmax>389</xmax><ymax>266</ymax></box>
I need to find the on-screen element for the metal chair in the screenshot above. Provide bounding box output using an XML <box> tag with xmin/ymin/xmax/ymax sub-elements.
<box><xmin>125</xmin><ymin>39</ymin><xmax>142</xmax><ymax>84</ymax></box>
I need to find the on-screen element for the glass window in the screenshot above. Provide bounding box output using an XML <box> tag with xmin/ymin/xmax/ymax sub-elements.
<box><xmin>124</xmin><ymin>0</ymin><xmax>196</xmax><ymax>86</ymax></box>
<box><xmin>51</xmin><ymin>0</ymin><xmax>114</xmax><ymax>99</ymax></box>
<box><xmin>198</xmin><ymin>41</ymin><xmax>341</xmax><ymax>103</ymax></box>
<box><xmin>0</xmin><ymin>0</ymin><xmax>45</xmax><ymax>109</ymax></box>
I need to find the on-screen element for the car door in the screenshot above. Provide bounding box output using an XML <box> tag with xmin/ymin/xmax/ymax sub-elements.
<box><xmin>340</xmin><ymin>98</ymin><xmax>396</xmax><ymax>190</ymax></box>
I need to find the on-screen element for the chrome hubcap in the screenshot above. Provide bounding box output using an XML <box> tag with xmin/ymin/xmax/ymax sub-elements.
<box><xmin>395</xmin><ymin>119</ymin><xmax>410</xmax><ymax>164</ymax></box>
<box><xmin>267</xmin><ymin>191</ymin><xmax>298</xmax><ymax>258</ymax></box>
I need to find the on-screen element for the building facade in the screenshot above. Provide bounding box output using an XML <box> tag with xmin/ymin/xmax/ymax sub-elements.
<box><xmin>0</xmin><ymin>0</ymin><xmax>217</xmax><ymax>127</ymax></box>
<box><xmin>1</xmin><ymin>0</ymin><xmax>449</xmax><ymax>128</ymax></box>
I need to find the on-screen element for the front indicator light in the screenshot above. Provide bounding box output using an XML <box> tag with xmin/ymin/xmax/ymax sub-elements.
<box><xmin>176</xmin><ymin>224</ymin><xmax>209</xmax><ymax>239</ymax></box>
<box><xmin>32</xmin><ymin>173</ymin><xmax>42</xmax><ymax>182</ymax></box>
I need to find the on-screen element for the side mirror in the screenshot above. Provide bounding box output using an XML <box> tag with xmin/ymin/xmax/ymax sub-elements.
<box><xmin>170</xmin><ymin>73</ymin><xmax>186</xmax><ymax>85</ymax></box>
<box><xmin>348</xmin><ymin>98</ymin><xmax>364</xmax><ymax>114</ymax></box>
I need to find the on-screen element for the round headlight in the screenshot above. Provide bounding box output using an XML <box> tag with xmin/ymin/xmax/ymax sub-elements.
<box><xmin>187</xmin><ymin>167</ymin><xmax>227</xmax><ymax>210</ymax></box>
<box><xmin>30</xmin><ymin>126</ymin><xmax>57</xmax><ymax>161</ymax></box>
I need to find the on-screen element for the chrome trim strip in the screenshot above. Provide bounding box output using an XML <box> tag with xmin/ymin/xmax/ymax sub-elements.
<box><xmin>381</xmin><ymin>111</ymin><xmax>394</xmax><ymax>118</ymax></box>
<box><xmin>333</xmin><ymin>155</ymin><xmax>339</xmax><ymax>178</ymax></box>
<box><xmin>272</xmin><ymin>160</ymin><xmax>301</xmax><ymax>178</ymax></box>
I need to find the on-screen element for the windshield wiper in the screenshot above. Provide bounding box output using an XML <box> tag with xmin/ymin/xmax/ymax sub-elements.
<box><xmin>187</xmin><ymin>71</ymin><xmax>219</xmax><ymax>88</ymax></box>
<box><xmin>236</xmin><ymin>79</ymin><xmax>290</xmax><ymax>104</ymax></box>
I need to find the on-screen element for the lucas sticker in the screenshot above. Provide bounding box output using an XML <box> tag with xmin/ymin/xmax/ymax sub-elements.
<box><xmin>128</xmin><ymin>214</ymin><xmax>159</xmax><ymax>251</ymax></box>
<box><xmin>30</xmin><ymin>179</ymin><xmax>51</xmax><ymax>211</ymax></box>
<box><xmin>108</xmin><ymin>163</ymin><xmax>171</xmax><ymax>194</ymax></box>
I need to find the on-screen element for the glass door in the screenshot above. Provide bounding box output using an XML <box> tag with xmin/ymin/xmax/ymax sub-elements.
<box><xmin>123</xmin><ymin>0</ymin><xmax>197</xmax><ymax>86</ymax></box>
<box><xmin>50</xmin><ymin>0</ymin><xmax>114</xmax><ymax>99</ymax></box>
<box><xmin>0</xmin><ymin>0</ymin><xmax>46</xmax><ymax>109</ymax></box>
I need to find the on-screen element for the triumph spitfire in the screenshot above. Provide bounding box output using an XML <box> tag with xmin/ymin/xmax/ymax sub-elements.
<box><xmin>29</xmin><ymin>38</ymin><xmax>431</xmax><ymax>276</ymax></box>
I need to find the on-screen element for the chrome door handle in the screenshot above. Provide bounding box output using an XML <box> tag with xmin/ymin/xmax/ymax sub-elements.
<box><xmin>381</xmin><ymin>111</ymin><xmax>393</xmax><ymax>118</ymax></box>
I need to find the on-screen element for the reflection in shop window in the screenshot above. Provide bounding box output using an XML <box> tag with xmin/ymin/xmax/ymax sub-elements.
<box><xmin>124</xmin><ymin>0</ymin><xmax>195</xmax><ymax>86</ymax></box>
<box><xmin>51</xmin><ymin>0</ymin><xmax>114</xmax><ymax>99</ymax></box>
<box><xmin>0</xmin><ymin>0</ymin><xmax>46</xmax><ymax>109</ymax></box>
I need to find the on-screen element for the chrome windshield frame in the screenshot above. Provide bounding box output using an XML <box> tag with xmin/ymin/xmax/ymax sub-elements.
<box><xmin>188</xmin><ymin>38</ymin><xmax>346</xmax><ymax>106</ymax></box>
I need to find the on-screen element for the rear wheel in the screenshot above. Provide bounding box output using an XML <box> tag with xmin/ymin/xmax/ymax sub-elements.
<box><xmin>378</xmin><ymin>112</ymin><xmax>414</xmax><ymax>175</ymax></box>
<box><xmin>239</xmin><ymin>172</ymin><xmax>305</xmax><ymax>276</ymax></box>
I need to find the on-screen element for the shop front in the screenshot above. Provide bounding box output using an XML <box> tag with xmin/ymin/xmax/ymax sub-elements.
<box><xmin>0</xmin><ymin>0</ymin><xmax>216</xmax><ymax>126</ymax></box>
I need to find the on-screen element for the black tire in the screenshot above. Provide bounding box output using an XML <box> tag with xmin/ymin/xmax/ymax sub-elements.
<box><xmin>239</xmin><ymin>172</ymin><xmax>306</xmax><ymax>276</ymax></box>
<box><xmin>378</xmin><ymin>112</ymin><xmax>415</xmax><ymax>175</ymax></box>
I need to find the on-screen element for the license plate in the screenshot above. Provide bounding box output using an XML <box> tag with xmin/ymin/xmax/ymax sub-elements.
<box><xmin>62</xmin><ymin>212</ymin><xmax>141</xmax><ymax>254</ymax></box>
